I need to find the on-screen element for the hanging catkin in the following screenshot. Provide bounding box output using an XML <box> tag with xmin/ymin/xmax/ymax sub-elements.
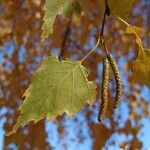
<box><xmin>98</xmin><ymin>57</ymin><xmax>109</xmax><ymax>122</ymax></box>
<box><xmin>107</xmin><ymin>54</ymin><xmax>122</xmax><ymax>109</ymax></box>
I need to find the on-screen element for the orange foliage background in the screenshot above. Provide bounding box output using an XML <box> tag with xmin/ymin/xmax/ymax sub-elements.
<box><xmin>0</xmin><ymin>0</ymin><xmax>150</xmax><ymax>149</ymax></box>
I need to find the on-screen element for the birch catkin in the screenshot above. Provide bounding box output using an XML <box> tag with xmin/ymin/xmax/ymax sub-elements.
<box><xmin>98</xmin><ymin>57</ymin><xmax>109</xmax><ymax>122</ymax></box>
<box><xmin>107</xmin><ymin>54</ymin><xmax>122</xmax><ymax>109</ymax></box>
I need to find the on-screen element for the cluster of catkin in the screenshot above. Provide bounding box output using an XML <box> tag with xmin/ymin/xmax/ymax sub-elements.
<box><xmin>98</xmin><ymin>54</ymin><xmax>122</xmax><ymax>122</ymax></box>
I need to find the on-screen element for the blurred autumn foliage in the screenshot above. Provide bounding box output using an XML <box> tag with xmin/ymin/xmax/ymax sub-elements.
<box><xmin>0</xmin><ymin>0</ymin><xmax>150</xmax><ymax>149</ymax></box>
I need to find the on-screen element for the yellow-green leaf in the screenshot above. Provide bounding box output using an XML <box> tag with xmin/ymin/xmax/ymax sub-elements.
<box><xmin>127</xmin><ymin>25</ymin><xmax>143</xmax><ymax>47</ymax></box>
<box><xmin>126</xmin><ymin>25</ymin><xmax>142</xmax><ymax>36</ymax></box>
<box><xmin>125</xmin><ymin>25</ymin><xmax>150</xmax><ymax>86</ymax></box>
<box><xmin>42</xmin><ymin>0</ymin><xmax>81</xmax><ymax>40</ymax></box>
<box><xmin>108</xmin><ymin>0</ymin><xmax>135</xmax><ymax>19</ymax></box>
<box><xmin>7</xmin><ymin>55</ymin><xmax>96</xmax><ymax>136</ymax></box>
<box><xmin>132</xmin><ymin>49</ymin><xmax>150</xmax><ymax>87</ymax></box>
<box><xmin>126</xmin><ymin>25</ymin><xmax>144</xmax><ymax>54</ymax></box>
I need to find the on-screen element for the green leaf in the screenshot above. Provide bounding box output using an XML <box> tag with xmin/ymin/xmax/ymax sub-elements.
<box><xmin>7</xmin><ymin>55</ymin><xmax>96</xmax><ymax>136</ymax></box>
<box><xmin>132</xmin><ymin>49</ymin><xmax>150</xmax><ymax>87</ymax></box>
<box><xmin>108</xmin><ymin>0</ymin><xmax>135</xmax><ymax>19</ymax></box>
<box><xmin>42</xmin><ymin>0</ymin><xmax>81</xmax><ymax>40</ymax></box>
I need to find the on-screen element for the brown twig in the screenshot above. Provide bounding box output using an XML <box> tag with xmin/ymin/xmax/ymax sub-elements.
<box><xmin>100</xmin><ymin>0</ymin><xmax>110</xmax><ymax>54</ymax></box>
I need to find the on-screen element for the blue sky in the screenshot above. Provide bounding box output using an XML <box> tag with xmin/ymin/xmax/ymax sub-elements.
<box><xmin>0</xmin><ymin>1</ymin><xmax>150</xmax><ymax>148</ymax></box>
<box><xmin>0</xmin><ymin>40</ymin><xmax>150</xmax><ymax>150</ymax></box>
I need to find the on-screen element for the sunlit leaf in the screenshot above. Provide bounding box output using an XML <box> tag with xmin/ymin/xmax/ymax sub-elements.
<box><xmin>126</xmin><ymin>25</ymin><xmax>143</xmax><ymax>51</ymax></box>
<box><xmin>126</xmin><ymin>25</ymin><xmax>150</xmax><ymax>87</ymax></box>
<box><xmin>126</xmin><ymin>25</ymin><xmax>142</xmax><ymax>36</ymax></box>
<box><xmin>108</xmin><ymin>0</ymin><xmax>135</xmax><ymax>19</ymax></box>
<box><xmin>7</xmin><ymin>55</ymin><xmax>96</xmax><ymax>136</ymax></box>
<box><xmin>132</xmin><ymin>49</ymin><xmax>150</xmax><ymax>87</ymax></box>
<box><xmin>42</xmin><ymin>0</ymin><xmax>81</xmax><ymax>40</ymax></box>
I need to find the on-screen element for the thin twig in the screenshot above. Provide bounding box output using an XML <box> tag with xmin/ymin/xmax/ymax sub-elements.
<box><xmin>100</xmin><ymin>9</ymin><xmax>107</xmax><ymax>37</ymax></box>
<box><xmin>100</xmin><ymin>0</ymin><xmax>110</xmax><ymax>37</ymax></box>
<box><xmin>100</xmin><ymin>38</ymin><xmax>109</xmax><ymax>54</ymax></box>
<box><xmin>81</xmin><ymin>0</ymin><xmax>110</xmax><ymax>62</ymax></box>
<box><xmin>105</xmin><ymin>0</ymin><xmax>110</xmax><ymax>16</ymax></box>
<box><xmin>100</xmin><ymin>0</ymin><xmax>110</xmax><ymax>54</ymax></box>
<box><xmin>81</xmin><ymin>37</ymin><xmax>100</xmax><ymax>63</ymax></box>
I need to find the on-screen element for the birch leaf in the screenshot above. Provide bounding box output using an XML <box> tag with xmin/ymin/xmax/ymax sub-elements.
<box><xmin>7</xmin><ymin>55</ymin><xmax>96</xmax><ymax>136</ymax></box>
<box><xmin>126</xmin><ymin>25</ymin><xmax>143</xmax><ymax>51</ymax></box>
<box><xmin>132</xmin><ymin>49</ymin><xmax>150</xmax><ymax>87</ymax></box>
<box><xmin>108</xmin><ymin>0</ymin><xmax>135</xmax><ymax>19</ymax></box>
<box><xmin>42</xmin><ymin>0</ymin><xmax>81</xmax><ymax>40</ymax></box>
